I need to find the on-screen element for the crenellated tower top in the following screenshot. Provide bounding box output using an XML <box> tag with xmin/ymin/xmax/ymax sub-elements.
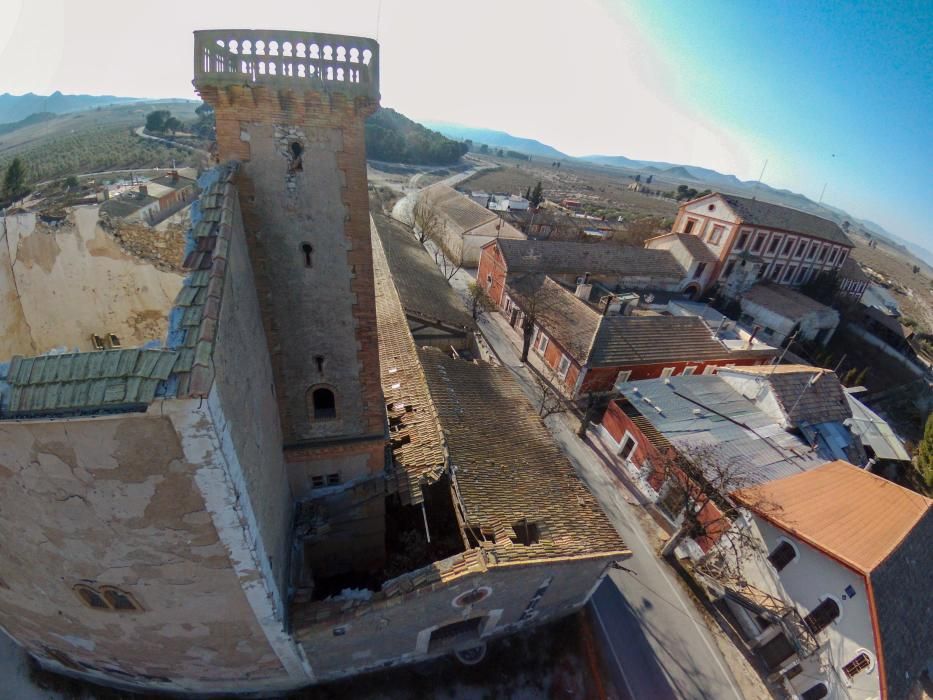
<box><xmin>193</xmin><ymin>29</ymin><xmax>379</xmax><ymax>101</ymax></box>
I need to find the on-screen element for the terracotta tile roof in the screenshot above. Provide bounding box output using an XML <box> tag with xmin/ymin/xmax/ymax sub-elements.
<box><xmin>496</xmin><ymin>239</ymin><xmax>685</xmax><ymax>279</ymax></box>
<box><xmin>717</xmin><ymin>193</ymin><xmax>853</xmax><ymax>247</ymax></box>
<box><xmin>732</xmin><ymin>461</ymin><xmax>932</xmax><ymax>700</ymax></box>
<box><xmin>507</xmin><ymin>275</ymin><xmax>601</xmax><ymax>362</ymax></box>
<box><xmin>372</xmin><ymin>219</ymin><xmax>446</xmax><ymax>506</ymax></box>
<box><xmin>418</xmin><ymin>347</ymin><xmax>628</xmax><ymax>562</ymax></box>
<box><xmin>732</xmin><ymin>460</ymin><xmax>930</xmax><ymax>575</ymax></box>
<box><xmin>4</xmin><ymin>349</ymin><xmax>178</xmax><ymax>416</ymax></box>
<box><xmin>372</xmin><ymin>212</ymin><xmax>474</xmax><ymax>330</ymax></box>
<box><xmin>165</xmin><ymin>163</ymin><xmax>240</xmax><ymax>397</ymax></box>
<box><xmin>741</xmin><ymin>283</ymin><xmax>835</xmax><ymax>320</ymax></box>
<box><xmin>723</xmin><ymin>364</ymin><xmax>852</xmax><ymax>427</ymax></box>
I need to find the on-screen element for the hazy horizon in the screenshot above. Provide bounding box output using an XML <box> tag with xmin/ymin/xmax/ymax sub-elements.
<box><xmin>1</xmin><ymin>0</ymin><xmax>929</xmax><ymax>251</ymax></box>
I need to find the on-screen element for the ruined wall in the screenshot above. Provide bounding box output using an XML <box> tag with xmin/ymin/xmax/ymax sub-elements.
<box><xmin>0</xmin><ymin>217</ymin><xmax>36</xmax><ymax>357</ymax></box>
<box><xmin>104</xmin><ymin>219</ymin><xmax>187</xmax><ymax>272</ymax></box>
<box><xmin>294</xmin><ymin>556</ymin><xmax>610</xmax><ymax>681</ymax></box>
<box><xmin>209</xmin><ymin>191</ymin><xmax>294</xmax><ymax>599</ymax></box>
<box><xmin>0</xmin><ymin>208</ymin><xmax>183</xmax><ymax>356</ymax></box>
<box><xmin>0</xmin><ymin>412</ymin><xmax>288</xmax><ymax>693</ymax></box>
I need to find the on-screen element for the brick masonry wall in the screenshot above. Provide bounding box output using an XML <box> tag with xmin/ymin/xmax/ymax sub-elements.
<box><xmin>101</xmin><ymin>219</ymin><xmax>187</xmax><ymax>272</ymax></box>
<box><xmin>197</xmin><ymin>85</ymin><xmax>384</xmax><ymax>450</ymax></box>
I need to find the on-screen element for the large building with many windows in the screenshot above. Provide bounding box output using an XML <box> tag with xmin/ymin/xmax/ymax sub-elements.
<box><xmin>668</xmin><ymin>193</ymin><xmax>855</xmax><ymax>296</ymax></box>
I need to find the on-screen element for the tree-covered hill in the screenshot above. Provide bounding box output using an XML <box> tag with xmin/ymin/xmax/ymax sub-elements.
<box><xmin>366</xmin><ymin>108</ymin><xmax>468</xmax><ymax>165</ymax></box>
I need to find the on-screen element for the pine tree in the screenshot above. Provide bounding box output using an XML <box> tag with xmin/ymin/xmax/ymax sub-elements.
<box><xmin>2</xmin><ymin>157</ymin><xmax>27</xmax><ymax>201</ymax></box>
<box><xmin>530</xmin><ymin>181</ymin><xmax>544</xmax><ymax>207</ymax></box>
<box><xmin>918</xmin><ymin>413</ymin><xmax>933</xmax><ymax>488</ymax></box>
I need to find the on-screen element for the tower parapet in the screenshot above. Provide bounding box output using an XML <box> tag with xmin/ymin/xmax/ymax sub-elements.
<box><xmin>194</xmin><ymin>30</ymin><xmax>379</xmax><ymax>101</ymax></box>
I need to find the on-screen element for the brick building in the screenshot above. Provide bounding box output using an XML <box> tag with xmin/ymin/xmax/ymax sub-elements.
<box><xmin>478</xmin><ymin>238</ymin><xmax>691</xmax><ymax>310</ymax></box>
<box><xmin>669</xmin><ymin>193</ymin><xmax>855</xmax><ymax>296</ymax></box>
<box><xmin>596</xmin><ymin>375</ymin><xmax>825</xmax><ymax>552</ymax></box>
<box><xmin>499</xmin><ymin>275</ymin><xmax>776</xmax><ymax>399</ymax></box>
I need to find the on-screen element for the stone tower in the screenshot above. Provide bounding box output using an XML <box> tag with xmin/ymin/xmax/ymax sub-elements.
<box><xmin>194</xmin><ymin>31</ymin><xmax>387</xmax><ymax>571</ymax></box>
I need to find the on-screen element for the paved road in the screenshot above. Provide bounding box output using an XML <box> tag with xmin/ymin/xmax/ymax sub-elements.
<box><xmin>415</xmin><ymin>246</ymin><xmax>745</xmax><ymax>699</ymax></box>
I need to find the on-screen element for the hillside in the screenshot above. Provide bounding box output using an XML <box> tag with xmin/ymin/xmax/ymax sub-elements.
<box><xmin>0</xmin><ymin>101</ymin><xmax>201</xmax><ymax>185</ymax></box>
<box><xmin>0</xmin><ymin>91</ymin><xmax>141</xmax><ymax>124</ymax></box>
<box><xmin>366</xmin><ymin>109</ymin><xmax>468</xmax><ymax>165</ymax></box>
<box><xmin>423</xmin><ymin>122</ymin><xmax>569</xmax><ymax>160</ymax></box>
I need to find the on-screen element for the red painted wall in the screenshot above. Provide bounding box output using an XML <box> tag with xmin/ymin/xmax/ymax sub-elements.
<box><xmin>477</xmin><ymin>243</ymin><xmax>509</xmax><ymax>306</ymax></box>
<box><xmin>599</xmin><ymin>400</ymin><xmax>731</xmax><ymax>553</ymax></box>
<box><xmin>580</xmin><ymin>357</ymin><xmax>770</xmax><ymax>395</ymax></box>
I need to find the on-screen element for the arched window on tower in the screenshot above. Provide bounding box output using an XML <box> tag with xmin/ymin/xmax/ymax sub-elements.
<box><xmin>301</xmin><ymin>242</ymin><xmax>313</xmax><ymax>268</ymax></box>
<box><xmin>309</xmin><ymin>387</ymin><xmax>336</xmax><ymax>420</ymax></box>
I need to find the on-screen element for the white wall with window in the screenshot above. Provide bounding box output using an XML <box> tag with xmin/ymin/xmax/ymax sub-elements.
<box><xmin>734</xmin><ymin>517</ymin><xmax>882</xmax><ymax>700</ymax></box>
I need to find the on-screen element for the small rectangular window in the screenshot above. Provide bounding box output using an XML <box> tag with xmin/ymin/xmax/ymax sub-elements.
<box><xmin>619</xmin><ymin>435</ymin><xmax>637</xmax><ymax>461</ymax></box>
<box><xmin>311</xmin><ymin>475</ymin><xmax>325</xmax><ymax>489</ymax></box>
<box><xmin>615</xmin><ymin>370</ymin><xmax>632</xmax><ymax>385</ymax></box>
<box><xmin>660</xmin><ymin>367</ymin><xmax>675</xmax><ymax>379</ymax></box>
<box><xmin>736</xmin><ymin>232</ymin><xmax>749</xmax><ymax>250</ymax></box>
<box><xmin>557</xmin><ymin>355</ymin><xmax>571</xmax><ymax>378</ymax></box>
<box><xmin>682</xmin><ymin>366</ymin><xmax>696</xmax><ymax>376</ymax></box>
<box><xmin>326</xmin><ymin>473</ymin><xmax>340</xmax><ymax>486</ymax></box>
<box><xmin>783</xmin><ymin>266</ymin><xmax>797</xmax><ymax>282</ymax></box>
<box><xmin>843</xmin><ymin>653</ymin><xmax>871</xmax><ymax>678</ymax></box>
<box><xmin>684</xmin><ymin>218</ymin><xmax>696</xmax><ymax>234</ymax></box>
<box><xmin>768</xmin><ymin>236</ymin><xmax>781</xmax><ymax>254</ymax></box>
<box><xmin>702</xmin><ymin>365</ymin><xmax>717</xmax><ymax>375</ymax></box>
<box><xmin>708</xmin><ymin>225</ymin><xmax>725</xmax><ymax>245</ymax></box>
<box><xmin>782</xmin><ymin>237</ymin><xmax>795</xmax><ymax>255</ymax></box>
<box><xmin>770</xmin><ymin>264</ymin><xmax>784</xmax><ymax>280</ymax></box>
<box><xmin>752</xmin><ymin>233</ymin><xmax>766</xmax><ymax>252</ymax></box>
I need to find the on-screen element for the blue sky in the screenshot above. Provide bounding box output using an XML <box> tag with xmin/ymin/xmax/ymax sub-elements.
<box><xmin>622</xmin><ymin>0</ymin><xmax>932</xmax><ymax>247</ymax></box>
<box><xmin>0</xmin><ymin>0</ymin><xmax>929</xmax><ymax>249</ymax></box>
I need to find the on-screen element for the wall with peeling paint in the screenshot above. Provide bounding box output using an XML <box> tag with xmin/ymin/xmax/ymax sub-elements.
<box><xmin>0</xmin><ymin>412</ymin><xmax>290</xmax><ymax>693</ymax></box>
<box><xmin>0</xmin><ymin>208</ymin><xmax>183</xmax><ymax>357</ymax></box>
<box><xmin>293</xmin><ymin>556</ymin><xmax>610</xmax><ymax>681</ymax></box>
<box><xmin>210</xmin><ymin>189</ymin><xmax>293</xmax><ymax>601</ymax></box>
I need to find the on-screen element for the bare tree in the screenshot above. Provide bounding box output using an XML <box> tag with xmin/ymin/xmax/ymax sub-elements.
<box><xmin>412</xmin><ymin>198</ymin><xmax>441</xmax><ymax>246</ymax></box>
<box><xmin>650</xmin><ymin>444</ymin><xmax>763</xmax><ymax>569</ymax></box>
<box><xmin>577</xmin><ymin>389</ymin><xmax>618</xmax><ymax>438</ymax></box>
<box><xmin>510</xmin><ymin>275</ymin><xmax>561</xmax><ymax>364</ymax></box>
<box><xmin>467</xmin><ymin>282</ymin><xmax>496</xmax><ymax>321</ymax></box>
<box><xmin>528</xmin><ymin>367</ymin><xmax>569</xmax><ymax>418</ymax></box>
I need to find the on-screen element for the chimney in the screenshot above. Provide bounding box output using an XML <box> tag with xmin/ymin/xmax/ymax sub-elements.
<box><xmin>575</xmin><ymin>282</ymin><xmax>593</xmax><ymax>300</ymax></box>
<box><xmin>138</xmin><ymin>184</ymin><xmax>148</xmax><ymax>196</ymax></box>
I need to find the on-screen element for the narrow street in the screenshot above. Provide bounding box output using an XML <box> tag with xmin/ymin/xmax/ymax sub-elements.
<box><xmin>404</xmin><ymin>212</ymin><xmax>750</xmax><ymax>699</ymax></box>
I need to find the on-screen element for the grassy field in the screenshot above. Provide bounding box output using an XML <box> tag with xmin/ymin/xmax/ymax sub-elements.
<box><xmin>461</xmin><ymin>156</ymin><xmax>680</xmax><ymax>221</ymax></box>
<box><xmin>0</xmin><ymin>101</ymin><xmax>202</xmax><ymax>185</ymax></box>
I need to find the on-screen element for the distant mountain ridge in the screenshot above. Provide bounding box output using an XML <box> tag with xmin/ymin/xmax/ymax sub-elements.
<box><xmin>425</xmin><ymin>122</ymin><xmax>931</xmax><ymax>266</ymax></box>
<box><xmin>422</xmin><ymin>122</ymin><xmax>568</xmax><ymax>160</ymax></box>
<box><xmin>0</xmin><ymin>92</ymin><xmax>143</xmax><ymax>124</ymax></box>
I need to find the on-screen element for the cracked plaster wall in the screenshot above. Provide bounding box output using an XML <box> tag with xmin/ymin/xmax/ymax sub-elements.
<box><xmin>294</xmin><ymin>556</ymin><xmax>610</xmax><ymax>681</ymax></box>
<box><xmin>0</xmin><ymin>412</ymin><xmax>287</xmax><ymax>692</ymax></box>
<box><xmin>0</xmin><ymin>208</ymin><xmax>183</xmax><ymax>357</ymax></box>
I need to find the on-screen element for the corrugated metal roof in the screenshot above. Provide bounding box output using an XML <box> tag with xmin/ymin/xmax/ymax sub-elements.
<box><xmin>844</xmin><ymin>394</ymin><xmax>911</xmax><ymax>462</ymax></box>
<box><xmin>618</xmin><ymin>376</ymin><xmax>825</xmax><ymax>485</ymax></box>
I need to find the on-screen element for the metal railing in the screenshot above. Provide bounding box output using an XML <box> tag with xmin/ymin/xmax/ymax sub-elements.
<box><xmin>193</xmin><ymin>30</ymin><xmax>379</xmax><ymax>99</ymax></box>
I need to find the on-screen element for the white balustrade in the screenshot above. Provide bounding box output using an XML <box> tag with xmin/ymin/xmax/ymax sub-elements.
<box><xmin>194</xmin><ymin>30</ymin><xmax>379</xmax><ymax>99</ymax></box>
